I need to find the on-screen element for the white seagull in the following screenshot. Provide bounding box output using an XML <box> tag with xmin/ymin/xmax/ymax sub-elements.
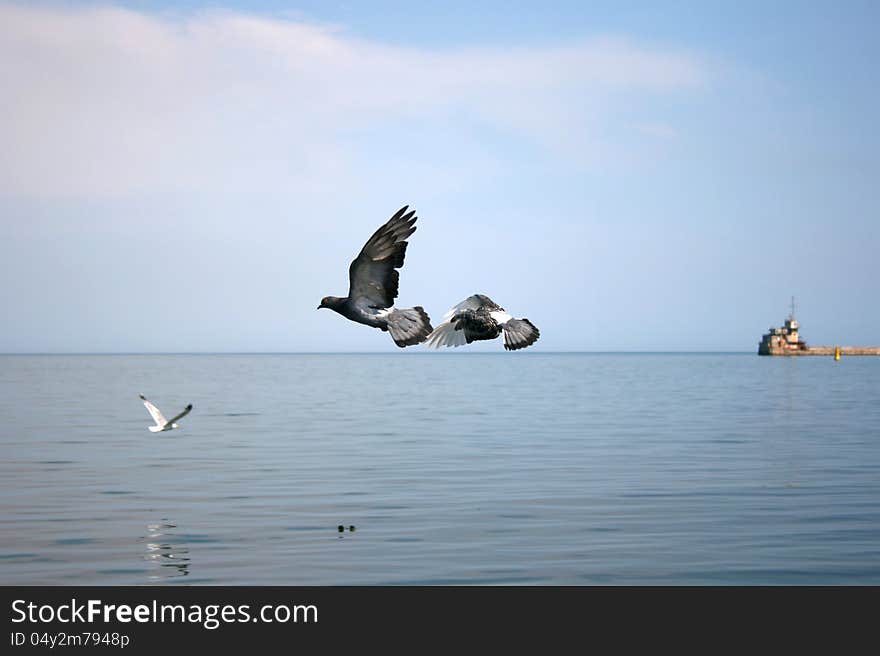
<box><xmin>426</xmin><ymin>294</ymin><xmax>540</xmax><ymax>351</ymax></box>
<box><xmin>140</xmin><ymin>394</ymin><xmax>193</xmax><ymax>432</ymax></box>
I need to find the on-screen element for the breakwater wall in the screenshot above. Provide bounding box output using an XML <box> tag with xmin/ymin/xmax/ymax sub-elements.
<box><xmin>764</xmin><ymin>346</ymin><xmax>880</xmax><ymax>356</ymax></box>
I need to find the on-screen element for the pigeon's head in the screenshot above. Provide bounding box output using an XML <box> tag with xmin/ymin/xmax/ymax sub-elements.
<box><xmin>318</xmin><ymin>296</ymin><xmax>343</xmax><ymax>310</ymax></box>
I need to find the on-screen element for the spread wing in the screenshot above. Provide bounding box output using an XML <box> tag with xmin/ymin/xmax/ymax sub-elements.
<box><xmin>442</xmin><ymin>294</ymin><xmax>502</xmax><ymax>321</ymax></box>
<box><xmin>140</xmin><ymin>394</ymin><xmax>167</xmax><ymax>427</ymax></box>
<box><xmin>347</xmin><ymin>206</ymin><xmax>417</xmax><ymax>309</ymax></box>
<box><xmin>167</xmin><ymin>404</ymin><xmax>193</xmax><ymax>425</ymax></box>
<box><xmin>501</xmin><ymin>318</ymin><xmax>540</xmax><ymax>351</ymax></box>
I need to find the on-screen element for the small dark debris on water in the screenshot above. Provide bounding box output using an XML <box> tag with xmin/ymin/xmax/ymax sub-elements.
<box><xmin>337</xmin><ymin>525</ymin><xmax>356</xmax><ymax>533</ymax></box>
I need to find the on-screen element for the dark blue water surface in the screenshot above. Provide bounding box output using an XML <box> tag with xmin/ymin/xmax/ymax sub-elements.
<box><xmin>1</xmin><ymin>353</ymin><xmax>879</xmax><ymax>584</ymax></box>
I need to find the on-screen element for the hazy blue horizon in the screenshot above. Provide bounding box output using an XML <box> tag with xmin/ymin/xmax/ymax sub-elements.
<box><xmin>0</xmin><ymin>350</ymin><xmax>758</xmax><ymax>355</ymax></box>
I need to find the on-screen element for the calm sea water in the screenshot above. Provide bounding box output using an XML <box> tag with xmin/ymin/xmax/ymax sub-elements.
<box><xmin>1</xmin><ymin>353</ymin><xmax>879</xmax><ymax>585</ymax></box>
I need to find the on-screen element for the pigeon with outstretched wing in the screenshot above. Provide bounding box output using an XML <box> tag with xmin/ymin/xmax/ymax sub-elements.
<box><xmin>318</xmin><ymin>205</ymin><xmax>433</xmax><ymax>347</ymax></box>
<box><xmin>426</xmin><ymin>294</ymin><xmax>539</xmax><ymax>351</ymax></box>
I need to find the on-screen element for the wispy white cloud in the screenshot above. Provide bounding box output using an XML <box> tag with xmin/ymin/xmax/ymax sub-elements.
<box><xmin>0</xmin><ymin>4</ymin><xmax>705</xmax><ymax>198</ymax></box>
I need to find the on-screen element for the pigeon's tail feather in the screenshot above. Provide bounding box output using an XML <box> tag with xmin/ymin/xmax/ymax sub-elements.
<box><xmin>502</xmin><ymin>318</ymin><xmax>540</xmax><ymax>351</ymax></box>
<box><xmin>425</xmin><ymin>319</ymin><xmax>468</xmax><ymax>349</ymax></box>
<box><xmin>386</xmin><ymin>306</ymin><xmax>433</xmax><ymax>347</ymax></box>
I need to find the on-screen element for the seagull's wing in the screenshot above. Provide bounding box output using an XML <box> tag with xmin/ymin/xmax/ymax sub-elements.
<box><xmin>167</xmin><ymin>404</ymin><xmax>193</xmax><ymax>425</ymax></box>
<box><xmin>347</xmin><ymin>206</ymin><xmax>417</xmax><ymax>309</ymax></box>
<box><xmin>441</xmin><ymin>294</ymin><xmax>501</xmax><ymax>320</ymax></box>
<box><xmin>140</xmin><ymin>394</ymin><xmax>167</xmax><ymax>427</ymax></box>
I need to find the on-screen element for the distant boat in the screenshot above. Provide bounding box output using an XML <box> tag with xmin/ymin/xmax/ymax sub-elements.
<box><xmin>758</xmin><ymin>308</ymin><xmax>807</xmax><ymax>355</ymax></box>
<box><xmin>758</xmin><ymin>300</ymin><xmax>879</xmax><ymax>356</ymax></box>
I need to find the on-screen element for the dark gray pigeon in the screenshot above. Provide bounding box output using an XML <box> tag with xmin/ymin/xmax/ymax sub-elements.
<box><xmin>426</xmin><ymin>294</ymin><xmax>540</xmax><ymax>351</ymax></box>
<box><xmin>318</xmin><ymin>206</ymin><xmax>433</xmax><ymax>347</ymax></box>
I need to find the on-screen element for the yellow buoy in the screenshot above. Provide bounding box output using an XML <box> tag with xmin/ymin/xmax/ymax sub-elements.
<box><xmin>834</xmin><ymin>346</ymin><xmax>841</xmax><ymax>361</ymax></box>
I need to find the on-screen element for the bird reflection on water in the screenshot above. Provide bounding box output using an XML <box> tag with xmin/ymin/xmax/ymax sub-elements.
<box><xmin>142</xmin><ymin>520</ymin><xmax>190</xmax><ymax>581</ymax></box>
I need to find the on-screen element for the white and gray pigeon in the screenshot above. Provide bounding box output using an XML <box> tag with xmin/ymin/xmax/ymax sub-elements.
<box><xmin>318</xmin><ymin>206</ymin><xmax>433</xmax><ymax>347</ymax></box>
<box><xmin>140</xmin><ymin>394</ymin><xmax>192</xmax><ymax>432</ymax></box>
<box><xmin>426</xmin><ymin>294</ymin><xmax>540</xmax><ymax>351</ymax></box>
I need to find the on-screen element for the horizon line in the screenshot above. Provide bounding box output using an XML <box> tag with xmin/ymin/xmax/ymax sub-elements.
<box><xmin>0</xmin><ymin>350</ymin><xmax>755</xmax><ymax>356</ymax></box>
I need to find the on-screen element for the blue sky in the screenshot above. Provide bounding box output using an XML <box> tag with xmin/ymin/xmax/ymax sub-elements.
<box><xmin>1</xmin><ymin>1</ymin><xmax>877</xmax><ymax>352</ymax></box>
